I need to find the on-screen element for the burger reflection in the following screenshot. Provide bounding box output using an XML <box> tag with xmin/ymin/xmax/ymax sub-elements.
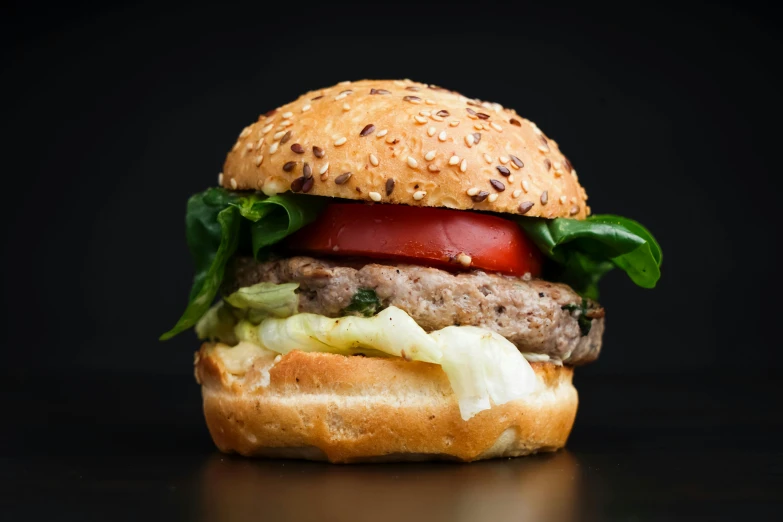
<box><xmin>198</xmin><ymin>450</ymin><xmax>581</xmax><ymax>522</ymax></box>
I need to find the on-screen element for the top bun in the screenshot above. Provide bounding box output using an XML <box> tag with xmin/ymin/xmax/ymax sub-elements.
<box><xmin>222</xmin><ymin>79</ymin><xmax>589</xmax><ymax>219</ymax></box>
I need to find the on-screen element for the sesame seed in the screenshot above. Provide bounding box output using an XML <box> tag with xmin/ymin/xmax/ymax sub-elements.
<box><xmin>407</xmin><ymin>156</ymin><xmax>418</xmax><ymax>168</ymax></box>
<box><xmin>335</xmin><ymin>172</ymin><xmax>352</xmax><ymax>185</ymax></box>
<box><xmin>467</xmin><ymin>187</ymin><xmax>480</xmax><ymax>196</ymax></box>
<box><xmin>283</xmin><ymin>161</ymin><xmax>296</xmax><ymax>172</ymax></box>
<box><xmin>403</xmin><ymin>95</ymin><xmax>422</xmax><ymax>104</ymax></box>
<box><xmin>291</xmin><ymin>143</ymin><xmax>304</xmax><ymax>154</ymax></box>
<box><xmin>377</xmin><ymin>129</ymin><xmax>388</xmax><ymax>138</ymax></box>
<box><xmin>544</xmin><ymin>159</ymin><xmax>552</xmax><ymax>170</ymax></box>
<box><xmin>340</xmin><ymin>89</ymin><xmax>354</xmax><ymax>95</ymax></box>
<box><xmin>280</xmin><ymin>119</ymin><xmax>293</xmax><ymax>127</ymax></box>
<box><xmin>370</xmin><ymin>88</ymin><xmax>391</xmax><ymax>95</ymax></box>
<box><xmin>490</xmin><ymin>179</ymin><xmax>505</xmax><ymax>192</ymax></box>
<box><xmin>510</xmin><ymin>155</ymin><xmax>524</xmax><ymax>169</ymax></box>
<box><xmin>369</xmin><ymin>153</ymin><xmax>379</xmax><ymax>166</ymax></box>
<box><xmin>427</xmin><ymin>126</ymin><xmax>437</xmax><ymax>137</ymax></box>
<box><xmin>474</xmin><ymin>123</ymin><xmax>484</xmax><ymax>130</ymax></box>
<box><xmin>239</xmin><ymin>126</ymin><xmax>252</xmax><ymax>138</ymax></box>
<box><xmin>519</xmin><ymin>201</ymin><xmax>534</xmax><ymax>214</ymax></box>
<box><xmin>313</xmin><ymin>146</ymin><xmax>325</xmax><ymax>158</ymax></box>
<box><xmin>302</xmin><ymin>177</ymin><xmax>314</xmax><ymax>193</ymax></box>
<box><xmin>320</xmin><ymin>172</ymin><xmax>329</xmax><ymax>181</ymax></box>
<box><xmin>508</xmin><ymin>175</ymin><xmax>515</xmax><ymax>182</ymax></box>
<box><xmin>540</xmin><ymin>191</ymin><xmax>549</xmax><ymax>205</ymax></box>
<box><xmin>280</xmin><ymin>131</ymin><xmax>292</xmax><ymax>144</ymax></box>
<box><xmin>334</xmin><ymin>137</ymin><xmax>347</xmax><ymax>146</ymax></box>
<box><xmin>438</xmin><ymin>130</ymin><xmax>447</xmax><ymax>142</ymax></box>
<box><xmin>430</xmin><ymin>114</ymin><xmax>444</xmax><ymax>122</ymax></box>
<box><xmin>464</xmin><ymin>134</ymin><xmax>474</xmax><ymax>147</ymax></box>
<box><xmin>449</xmin><ymin>155</ymin><xmax>460</xmax><ymax>165</ymax></box>
<box><xmin>335</xmin><ymin>93</ymin><xmax>347</xmax><ymax>101</ymax></box>
<box><xmin>560</xmin><ymin>195</ymin><xmax>568</xmax><ymax>204</ymax></box>
<box><xmin>302</xmin><ymin>104</ymin><xmax>311</xmax><ymax>112</ymax></box>
<box><xmin>564</xmin><ymin>157</ymin><xmax>573</xmax><ymax>173</ymax></box>
<box><xmin>499</xmin><ymin>156</ymin><xmax>509</xmax><ymax>164</ymax></box>
<box><xmin>488</xmin><ymin>193</ymin><xmax>499</xmax><ymax>203</ymax></box>
<box><xmin>413</xmin><ymin>190</ymin><xmax>426</xmax><ymax>201</ymax></box>
<box><xmin>385</xmin><ymin>135</ymin><xmax>396</xmax><ymax>144</ymax></box>
<box><xmin>290</xmin><ymin>177</ymin><xmax>304</xmax><ymax>192</ymax></box>
<box><xmin>512</xmin><ymin>189</ymin><xmax>522</xmax><ymax>198</ymax></box>
<box><xmin>522</xmin><ymin>180</ymin><xmax>530</xmax><ymax>192</ymax></box>
<box><xmin>245</xmin><ymin>142</ymin><xmax>254</xmax><ymax>150</ymax></box>
<box><xmin>483</xmin><ymin>153</ymin><xmax>492</xmax><ymax>164</ymax></box>
<box><xmin>319</xmin><ymin>163</ymin><xmax>329</xmax><ymax>175</ymax></box>
<box><xmin>311</xmin><ymin>95</ymin><xmax>324</xmax><ymax>100</ymax></box>
<box><xmin>496</xmin><ymin>165</ymin><xmax>510</xmax><ymax>176</ymax></box>
<box><xmin>342</xmin><ymin>103</ymin><xmax>351</xmax><ymax>111</ymax></box>
<box><xmin>477</xmin><ymin>112</ymin><xmax>490</xmax><ymax>120</ymax></box>
<box><xmin>457</xmin><ymin>253</ymin><xmax>472</xmax><ymax>267</ymax></box>
<box><xmin>538</xmin><ymin>143</ymin><xmax>550</xmax><ymax>152</ymax></box>
<box><xmin>425</xmin><ymin>99</ymin><xmax>436</xmax><ymax>105</ymax></box>
<box><xmin>554</xmin><ymin>170</ymin><xmax>562</xmax><ymax>178</ymax></box>
<box><xmin>369</xmin><ymin>191</ymin><xmax>382</xmax><ymax>202</ymax></box>
<box><xmin>262</xmin><ymin>123</ymin><xmax>274</xmax><ymax>134</ymax></box>
<box><xmin>360</xmin><ymin>124</ymin><xmax>376</xmax><ymax>137</ymax></box>
<box><xmin>303</xmin><ymin>163</ymin><xmax>312</xmax><ymax>178</ymax></box>
<box><xmin>269</xmin><ymin>142</ymin><xmax>280</xmax><ymax>154</ymax></box>
<box><xmin>449</xmin><ymin>120</ymin><xmax>460</xmax><ymax>127</ymax></box>
<box><xmin>471</xmin><ymin>191</ymin><xmax>489</xmax><ymax>202</ymax></box>
<box><xmin>218</xmin><ymin>172</ymin><xmax>224</xmax><ymax>184</ymax></box>
<box><xmin>405</xmin><ymin>86</ymin><xmax>420</xmax><ymax>91</ymax></box>
<box><xmin>532</xmin><ymin>124</ymin><xmax>543</xmax><ymax>135</ymax></box>
<box><xmin>255</xmin><ymin>137</ymin><xmax>265</xmax><ymax>150</ymax></box>
<box><xmin>427</xmin><ymin>164</ymin><xmax>441</xmax><ymax>173</ymax></box>
<box><xmin>570</xmin><ymin>205</ymin><xmax>580</xmax><ymax>216</ymax></box>
<box><xmin>414</xmin><ymin>115</ymin><xmax>428</xmax><ymax>124</ymax></box>
<box><xmin>229</xmin><ymin>178</ymin><xmax>238</xmax><ymax>189</ymax></box>
<box><xmin>490</xmin><ymin>122</ymin><xmax>503</xmax><ymax>132</ymax></box>
<box><xmin>422</xmin><ymin>150</ymin><xmax>436</xmax><ymax>161</ymax></box>
<box><xmin>466</xmin><ymin>108</ymin><xmax>477</xmax><ymax>117</ymax></box>
<box><xmin>436</xmin><ymin>110</ymin><xmax>450</xmax><ymax>117</ymax></box>
<box><xmin>255</xmin><ymin>155</ymin><xmax>264</xmax><ymax>166</ymax></box>
<box><xmin>509</xmin><ymin>118</ymin><xmax>522</xmax><ymax>126</ymax></box>
<box><xmin>386</xmin><ymin>178</ymin><xmax>395</xmax><ymax>195</ymax></box>
<box><xmin>553</xmin><ymin>161</ymin><xmax>562</xmax><ymax>171</ymax></box>
<box><xmin>338</xmin><ymin>80</ymin><xmax>351</xmax><ymax>85</ymax></box>
<box><xmin>281</xmin><ymin>111</ymin><xmax>293</xmax><ymax>119</ymax></box>
<box><xmin>473</xmin><ymin>132</ymin><xmax>481</xmax><ymax>144</ymax></box>
<box><xmin>460</xmin><ymin>159</ymin><xmax>467</xmax><ymax>172</ymax></box>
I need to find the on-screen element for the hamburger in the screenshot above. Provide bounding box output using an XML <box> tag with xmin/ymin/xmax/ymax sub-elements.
<box><xmin>161</xmin><ymin>79</ymin><xmax>661</xmax><ymax>463</ymax></box>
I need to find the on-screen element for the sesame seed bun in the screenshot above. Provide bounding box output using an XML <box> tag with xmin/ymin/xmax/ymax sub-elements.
<box><xmin>195</xmin><ymin>343</ymin><xmax>578</xmax><ymax>463</ymax></box>
<box><xmin>222</xmin><ymin>79</ymin><xmax>589</xmax><ymax>219</ymax></box>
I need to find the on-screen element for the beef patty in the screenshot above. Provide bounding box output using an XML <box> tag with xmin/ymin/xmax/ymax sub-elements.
<box><xmin>225</xmin><ymin>256</ymin><xmax>604</xmax><ymax>365</ymax></box>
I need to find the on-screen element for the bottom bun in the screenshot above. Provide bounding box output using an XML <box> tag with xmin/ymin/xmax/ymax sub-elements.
<box><xmin>195</xmin><ymin>343</ymin><xmax>578</xmax><ymax>463</ymax></box>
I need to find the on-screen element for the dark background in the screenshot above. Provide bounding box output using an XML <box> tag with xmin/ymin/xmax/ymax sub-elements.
<box><xmin>1</xmin><ymin>2</ymin><xmax>781</xmax><ymax>520</ymax></box>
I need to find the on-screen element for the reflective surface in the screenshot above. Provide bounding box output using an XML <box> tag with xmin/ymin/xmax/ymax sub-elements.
<box><xmin>1</xmin><ymin>371</ymin><xmax>780</xmax><ymax>521</ymax></box>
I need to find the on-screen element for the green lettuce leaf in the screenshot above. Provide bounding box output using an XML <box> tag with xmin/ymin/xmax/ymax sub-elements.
<box><xmin>516</xmin><ymin>214</ymin><xmax>662</xmax><ymax>299</ymax></box>
<box><xmin>160</xmin><ymin>188</ymin><xmax>319</xmax><ymax>340</ymax></box>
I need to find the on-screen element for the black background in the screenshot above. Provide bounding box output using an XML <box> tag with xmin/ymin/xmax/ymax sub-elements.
<box><xmin>1</xmin><ymin>2</ymin><xmax>781</xmax><ymax>520</ymax></box>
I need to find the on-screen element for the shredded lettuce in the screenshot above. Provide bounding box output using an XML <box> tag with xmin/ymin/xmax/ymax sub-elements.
<box><xmin>234</xmin><ymin>306</ymin><xmax>539</xmax><ymax>420</ymax></box>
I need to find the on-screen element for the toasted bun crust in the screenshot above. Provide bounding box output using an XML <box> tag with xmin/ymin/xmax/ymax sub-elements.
<box><xmin>222</xmin><ymin>79</ymin><xmax>589</xmax><ymax>219</ymax></box>
<box><xmin>195</xmin><ymin>343</ymin><xmax>578</xmax><ymax>463</ymax></box>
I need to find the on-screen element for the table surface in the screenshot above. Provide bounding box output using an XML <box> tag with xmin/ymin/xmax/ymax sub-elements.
<box><xmin>1</xmin><ymin>370</ymin><xmax>780</xmax><ymax>521</ymax></box>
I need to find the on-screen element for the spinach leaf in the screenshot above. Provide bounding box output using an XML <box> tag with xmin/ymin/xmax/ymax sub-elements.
<box><xmin>160</xmin><ymin>188</ymin><xmax>319</xmax><ymax>340</ymax></box>
<box><xmin>517</xmin><ymin>214</ymin><xmax>662</xmax><ymax>299</ymax></box>
<box><xmin>341</xmin><ymin>288</ymin><xmax>382</xmax><ymax>317</ymax></box>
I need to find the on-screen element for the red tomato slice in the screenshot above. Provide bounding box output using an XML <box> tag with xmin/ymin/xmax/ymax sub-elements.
<box><xmin>283</xmin><ymin>203</ymin><xmax>542</xmax><ymax>277</ymax></box>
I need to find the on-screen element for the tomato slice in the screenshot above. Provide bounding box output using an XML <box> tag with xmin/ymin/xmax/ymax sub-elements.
<box><xmin>283</xmin><ymin>203</ymin><xmax>542</xmax><ymax>277</ymax></box>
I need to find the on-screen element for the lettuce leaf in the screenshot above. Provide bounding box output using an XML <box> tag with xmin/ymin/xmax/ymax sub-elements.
<box><xmin>235</xmin><ymin>306</ymin><xmax>539</xmax><ymax>420</ymax></box>
<box><xmin>160</xmin><ymin>188</ymin><xmax>321</xmax><ymax>340</ymax></box>
<box><xmin>516</xmin><ymin>214</ymin><xmax>662</xmax><ymax>299</ymax></box>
